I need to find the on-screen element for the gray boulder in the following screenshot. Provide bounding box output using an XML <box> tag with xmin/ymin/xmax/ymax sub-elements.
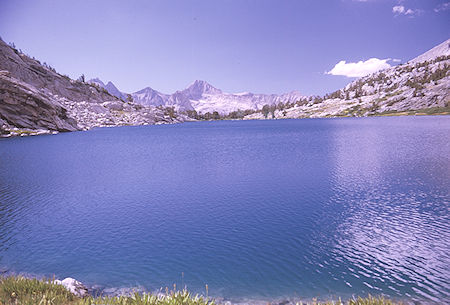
<box><xmin>53</xmin><ymin>277</ymin><xmax>89</xmax><ymax>297</ymax></box>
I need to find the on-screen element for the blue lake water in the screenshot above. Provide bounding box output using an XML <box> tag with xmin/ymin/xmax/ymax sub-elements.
<box><xmin>0</xmin><ymin>117</ymin><xmax>449</xmax><ymax>303</ymax></box>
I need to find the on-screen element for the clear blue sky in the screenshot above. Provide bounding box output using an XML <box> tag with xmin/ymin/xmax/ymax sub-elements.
<box><xmin>0</xmin><ymin>0</ymin><xmax>449</xmax><ymax>95</ymax></box>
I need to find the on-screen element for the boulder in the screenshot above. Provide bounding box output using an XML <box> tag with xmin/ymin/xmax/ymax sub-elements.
<box><xmin>102</xmin><ymin>101</ymin><xmax>124</xmax><ymax>111</ymax></box>
<box><xmin>54</xmin><ymin>277</ymin><xmax>88</xmax><ymax>297</ymax></box>
<box><xmin>89</xmin><ymin>103</ymin><xmax>109</xmax><ymax>114</ymax></box>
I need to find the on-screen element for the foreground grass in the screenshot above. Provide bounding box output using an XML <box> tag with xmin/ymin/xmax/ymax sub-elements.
<box><xmin>0</xmin><ymin>276</ymin><xmax>403</xmax><ymax>305</ymax></box>
<box><xmin>1</xmin><ymin>276</ymin><xmax>212</xmax><ymax>305</ymax></box>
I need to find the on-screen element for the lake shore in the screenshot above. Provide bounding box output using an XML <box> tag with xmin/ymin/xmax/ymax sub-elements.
<box><xmin>0</xmin><ymin>275</ymin><xmax>412</xmax><ymax>305</ymax></box>
<box><xmin>1</xmin><ymin>111</ymin><xmax>449</xmax><ymax>138</ymax></box>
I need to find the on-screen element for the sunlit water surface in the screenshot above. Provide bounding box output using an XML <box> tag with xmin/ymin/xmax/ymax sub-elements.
<box><xmin>0</xmin><ymin>117</ymin><xmax>449</xmax><ymax>303</ymax></box>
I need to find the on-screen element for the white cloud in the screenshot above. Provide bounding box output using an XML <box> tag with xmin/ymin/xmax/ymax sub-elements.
<box><xmin>392</xmin><ymin>5</ymin><xmax>420</xmax><ymax>16</ymax></box>
<box><xmin>434</xmin><ymin>2</ymin><xmax>450</xmax><ymax>12</ymax></box>
<box><xmin>393</xmin><ymin>5</ymin><xmax>406</xmax><ymax>14</ymax></box>
<box><xmin>392</xmin><ymin>58</ymin><xmax>402</xmax><ymax>63</ymax></box>
<box><xmin>327</xmin><ymin>58</ymin><xmax>391</xmax><ymax>78</ymax></box>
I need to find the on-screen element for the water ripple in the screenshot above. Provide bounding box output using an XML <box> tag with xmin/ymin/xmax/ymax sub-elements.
<box><xmin>0</xmin><ymin>117</ymin><xmax>449</xmax><ymax>303</ymax></box>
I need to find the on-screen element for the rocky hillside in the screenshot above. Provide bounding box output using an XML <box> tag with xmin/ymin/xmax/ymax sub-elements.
<box><xmin>0</xmin><ymin>39</ymin><xmax>184</xmax><ymax>137</ymax></box>
<box><xmin>246</xmin><ymin>39</ymin><xmax>450</xmax><ymax>120</ymax></box>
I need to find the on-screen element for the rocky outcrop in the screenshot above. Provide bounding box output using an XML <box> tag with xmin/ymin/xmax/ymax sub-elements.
<box><xmin>53</xmin><ymin>277</ymin><xmax>88</xmax><ymax>297</ymax></box>
<box><xmin>0</xmin><ymin>71</ymin><xmax>79</xmax><ymax>136</ymax></box>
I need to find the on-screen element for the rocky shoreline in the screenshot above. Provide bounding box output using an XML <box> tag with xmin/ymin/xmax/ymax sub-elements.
<box><xmin>10</xmin><ymin>276</ymin><xmax>320</xmax><ymax>305</ymax></box>
<box><xmin>0</xmin><ymin>272</ymin><xmax>416</xmax><ymax>305</ymax></box>
<box><xmin>45</xmin><ymin>279</ymin><xmax>418</xmax><ymax>305</ymax></box>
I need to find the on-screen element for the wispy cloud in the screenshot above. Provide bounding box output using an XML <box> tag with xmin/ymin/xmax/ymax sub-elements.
<box><xmin>327</xmin><ymin>58</ymin><xmax>391</xmax><ymax>78</ymax></box>
<box><xmin>392</xmin><ymin>5</ymin><xmax>421</xmax><ymax>17</ymax></box>
<box><xmin>434</xmin><ymin>2</ymin><xmax>450</xmax><ymax>12</ymax></box>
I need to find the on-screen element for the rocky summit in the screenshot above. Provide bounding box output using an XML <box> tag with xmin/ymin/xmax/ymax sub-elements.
<box><xmin>0</xmin><ymin>39</ymin><xmax>185</xmax><ymax>137</ymax></box>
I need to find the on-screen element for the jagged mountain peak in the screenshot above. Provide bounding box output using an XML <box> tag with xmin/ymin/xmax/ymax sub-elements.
<box><xmin>185</xmin><ymin>80</ymin><xmax>222</xmax><ymax>96</ymax></box>
<box><xmin>88</xmin><ymin>78</ymin><xmax>105</xmax><ymax>87</ymax></box>
<box><xmin>88</xmin><ymin>78</ymin><xmax>127</xmax><ymax>100</ymax></box>
<box><xmin>135</xmin><ymin>86</ymin><xmax>164</xmax><ymax>95</ymax></box>
<box><xmin>104</xmin><ymin>81</ymin><xmax>117</xmax><ymax>90</ymax></box>
<box><xmin>188</xmin><ymin>79</ymin><xmax>213</xmax><ymax>87</ymax></box>
<box><xmin>104</xmin><ymin>81</ymin><xmax>127</xmax><ymax>100</ymax></box>
<box><xmin>132</xmin><ymin>86</ymin><xmax>169</xmax><ymax>107</ymax></box>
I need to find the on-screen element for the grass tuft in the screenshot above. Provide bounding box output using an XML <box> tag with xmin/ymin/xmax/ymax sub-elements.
<box><xmin>0</xmin><ymin>275</ymin><xmax>77</xmax><ymax>305</ymax></box>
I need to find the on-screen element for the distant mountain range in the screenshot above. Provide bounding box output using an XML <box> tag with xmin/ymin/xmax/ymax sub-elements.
<box><xmin>88</xmin><ymin>79</ymin><xmax>305</xmax><ymax>115</ymax></box>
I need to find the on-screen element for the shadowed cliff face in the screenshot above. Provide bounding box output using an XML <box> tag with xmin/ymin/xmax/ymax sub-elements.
<box><xmin>0</xmin><ymin>71</ymin><xmax>79</xmax><ymax>135</ymax></box>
